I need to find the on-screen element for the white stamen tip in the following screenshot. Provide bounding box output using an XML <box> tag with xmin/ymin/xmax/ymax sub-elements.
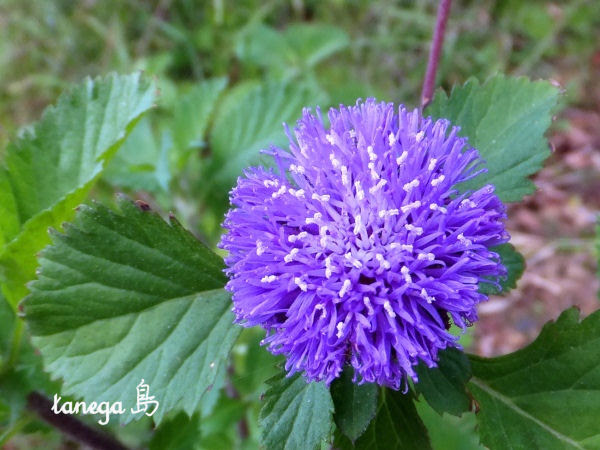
<box><xmin>401</xmin><ymin>201</ymin><xmax>422</xmax><ymax>214</ymax></box>
<box><xmin>325</xmin><ymin>256</ymin><xmax>333</xmax><ymax>279</ymax></box>
<box><xmin>336</xmin><ymin>321</ymin><xmax>345</xmax><ymax>338</ymax></box>
<box><xmin>294</xmin><ymin>277</ymin><xmax>308</xmax><ymax>291</ymax></box>
<box><xmin>375</xmin><ymin>253</ymin><xmax>391</xmax><ymax>269</ymax></box>
<box><xmin>289</xmin><ymin>164</ymin><xmax>305</xmax><ymax>175</ymax></box>
<box><xmin>326</xmin><ymin>133</ymin><xmax>335</xmax><ymax>145</ymax></box>
<box><xmin>329</xmin><ymin>153</ymin><xmax>341</xmax><ymax>168</ymax></box>
<box><xmin>354</xmin><ymin>180</ymin><xmax>365</xmax><ymax>201</ymax></box>
<box><xmin>396</xmin><ymin>151</ymin><xmax>408</xmax><ymax>165</ymax></box>
<box><xmin>363</xmin><ymin>297</ymin><xmax>375</xmax><ymax>315</ymax></box>
<box><xmin>384</xmin><ymin>300</ymin><xmax>396</xmax><ymax>318</ymax></box>
<box><xmin>427</xmin><ymin>158</ymin><xmax>438</xmax><ymax>171</ymax></box>
<box><xmin>256</xmin><ymin>240</ymin><xmax>266</xmax><ymax>256</ymax></box>
<box><xmin>271</xmin><ymin>185</ymin><xmax>287</xmax><ymax>198</ymax></box>
<box><xmin>457</xmin><ymin>233</ymin><xmax>472</xmax><ymax>246</ymax></box>
<box><xmin>431</xmin><ymin>175</ymin><xmax>446</xmax><ymax>187</ymax></box>
<box><xmin>368</xmin><ymin>162</ymin><xmax>380</xmax><ymax>180</ymax></box>
<box><xmin>403</xmin><ymin>179</ymin><xmax>420</xmax><ymax>192</ymax></box>
<box><xmin>339</xmin><ymin>279</ymin><xmax>352</xmax><ymax>298</ymax></box>
<box><xmin>430</xmin><ymin>203</ymin><xmax>447</xmax><ymax>213</ymax></box>
<box><xmin>284</xmin><ymin>248</ymin><xmax>299</xmax><ymax>263</ymax></box>
<box><xmin>367</xmin><ymin>145</ymin><xmax>377</xmax><ymax>161</ymax></box>
<box><xmin>353</xmin><ymin>214</ymin><xmax>363</xmax><ymax>235</ymax></box>
<box><xmin>263</xmin><ymin>179</ymin><xmax>279</xmax><ymax>188</ymax></box>
<box><xmin>388</xmin><ymin>133</ymin><xmax>397</xmax><ymax>146</ymax></box>
<box><xmin>460</xmin><ymin>199</ymin><xmax>477</xmax><ymax>209</ymax></box>
<box><xmin>404</xmin><ymin>224</ymin><xmax>424</xmax><ymax>235</ymax></box>
<box><xmin>369</xmin><ymin>179</ymin><xmax>387</xmax><ymax>194</ymax></box>
<box><xmin>261</xmin><ymin>275</ymin><xmax>277</xmax><ymax>283</ymax></box>
<box><xmin>420</xmin><ymin>288</ymin><xmax>436</xmax><ymax>303</ymax></box>
<box><xmin>305</xmin><ymin>212</ymin><xmax>322</xmax><ymax>224</ymax></box>
<box><xmin>341</xmin><ymin>166</ymin><xmax>350</xmax><ymax>186</ymax></box>
<box><xmin>415</xmin><ymin>131</ymin><xmax>425</xmax><ymax>142</ymax></box>
<box><xmin>312</xmin><ymin>193</ymin><xmax>330</xmax><ymax>202</ymax></box>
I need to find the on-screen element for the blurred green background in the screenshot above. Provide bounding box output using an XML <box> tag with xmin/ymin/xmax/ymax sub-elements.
<box><xmin>1</xmin><ymin>0</ymin><xmax>598</xmax><ymax>448</ymax></box>
<box><xmin>1</xmin><ymin>0</ymin><xmax>598</xmax><ymax>244</ymax></box>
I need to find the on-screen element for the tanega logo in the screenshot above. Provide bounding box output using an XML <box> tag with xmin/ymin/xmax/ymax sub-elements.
<box><xmin>51</xmin><ymin>379</ymin><xmax>159</xmax><ymax>425</ymax></box>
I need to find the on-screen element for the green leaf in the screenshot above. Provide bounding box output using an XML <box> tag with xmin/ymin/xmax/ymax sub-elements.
<box><xmin>468</xmin><ymin>308</ymin><xmax>600</xmax><ymax>449</ymax></box>
<box><xmin>150</xmin><ymin>411</ymin><xmax>202</xmax><ymax>450</ymax></box>
<box><xmin>330</xmin><ymin>366</ymin><xmax>378</xmax><ymax>442</ymax></box>
<box><xmin>103</xmin><ymin>117</ymin><xmax>171</xmax><ymax>193</ymax></box>
<box><xmin>416</xmin><ymin>401</ymin><xmax>484</xmax><ymax>450</ymax></box>
<box><xmin>284</xmin><ymin>23</ymin><xmax>350</xmax><ymax>68</ymax></box>
<box><xmin>205</xmin><ymin>80</ymin><xmax>328</xmax><ymax>212</ymax></box>
<box><xmin>415</xmin><ymin>347</ymin><xmax>472</xmax><ymax>417</ymax></box>
<box><xmin>480</xmin><ymin>243</ymin><xmax>526</xmax><ymax>296</ymax></box>
<box><xmin>338</xmin><ymin>388</ymin><xmax>432</xmax><ymax>450</ymax></box>
<box><xmin>236</xmin><ymin>23</ymin><xmax>349</xmax><ymax>76</ymax></box>
<box><xmin>172</xmin><ymin>78</ymin><xmax>227</xmax><ymax>161</ymax></box>
<box><xmin>259</xmin><ymin>372</ymin><xmax>334</xmax><ymax>450</ymax></box>
<box><xmin>0</xmin><ymin>73</ymin><xmax>156</xmax><ymax>308</ymax></box>
<box><xmin>23</xmin><ymin>197</ymin><xmax>240</xmax><ymax>424</ymax></box>
<box><xmin>426</xmin><ymin>75</ymin><xmax>559</xmax><ymax>202</ymax></box>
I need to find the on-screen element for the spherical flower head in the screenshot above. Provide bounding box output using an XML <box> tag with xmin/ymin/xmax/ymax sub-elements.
<box><xmin>219</xmin><ymin>99</ymin><xmax>509</xmax><ymax>389</ymax></box>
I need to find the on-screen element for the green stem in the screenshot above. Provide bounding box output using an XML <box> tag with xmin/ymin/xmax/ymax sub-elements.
<box><xmin>0</xmin><ymin>415</ymin><xmax>31</xmax><ymax>447</ymax></box>
<box><xmin>7</xmin><ymin>318</ymin><xmax>24</xmax><ymax>369</ymax></box>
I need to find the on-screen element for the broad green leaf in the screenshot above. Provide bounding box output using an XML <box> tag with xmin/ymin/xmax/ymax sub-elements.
<box><xmin>330</xmin><ymin>367</ymin><xmax>378</xmax><ymax>442</ymax></box>
<box><xmin>336</xmin><ymin>388</ymin><xmax>432</xmax><ymax>450</ymax></box>
<box><xmin>23</xmin><ymin>198</ymin><xmax>240</xmax><ymax>424</ymax></box>
<box><xmin>468</xmin><ymin>308</ymin><xmax>600</xmax><ymax>449</ymax></box>
<box><xmin>415</xmin><ymin>347</ymin><xmax>472</xmax><ymax>417</ymax></box>
<box><xmin>172</xmin><ymin>78</ymin><xmax>227</xmax><ymax>161</ymax></box>
<box><xmin>103</xmin><ymin>117</ymin><xmax>171</xmax><ymax>193</ymax></box>
<box><xmin>236</xmin><ymin>23</ymin><xmax>349</xmax><ymax>76</ymax></box>
<box><xmin>426</xmin><ymin>75</ymin><xmax>559</xmax><ymax>202</ymax></box>
<box><xmin>259</xmin><ymin>372</ymin><xmax>333</xmax><ymax>450</ymax></box>
<box><xmin>416</xmin><ymin>401</ymin><xmax>484</xmax><ymax>450</ymax></box>
<box><xmin>284</xmin><ymin>23</ymin><xmax>350</xmax><ymax>68</ymax></box>
<box><xmin>480</xmin><ymin>243</ymin><xmax>525</xmax><ymax>296</ymax></box>
<box><xmin>0</xmin><ymin>73</ymin><xmax>156</xmax><ymax>307</ymax></box>
<box><xmin>206</xmin><ymin>80</ymin><xmax>328</xmax><ymax>211</ymax></box>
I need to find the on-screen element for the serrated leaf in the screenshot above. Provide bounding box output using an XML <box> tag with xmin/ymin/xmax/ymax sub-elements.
<box><xmin>205</xmin><ymin>80</ymin><xmax>328</xmax><ymax>214</ymax></box>
<box><xmin>426</xmin><ymin>75</ymin><xmax>559</xmax><ymax>202</ymax></box>
<box><xmin>23</xmin><ymin>198</ymin><xmax>240</xmax><ymax>424</ymax></box>
<box><xmin>259</xmin><ymin>372</ymin><xmax>333</xmax><ymax>450</ymax></box>
<box><xmin>330</xmin><ymin>366</ymin><xmax>378</xmax><ymax>442</ymax></box>
<box><xmin>0</xmin><ymin>73</ymin><xmax>156</xmax><ymax>308</ymax></box>
<box><xmin>336</xmin><ymin>388</ymin><xmax>432</xmax><ymax>450</ymax></box>
<box><xmin>415</xmin><ymin>347</ymin><xmax>472</xmax><ymax>417</ymax></box>
<box><xmin>468</xmin><ymin>308</ymin><xmax>600</xmax><ymax>449</ymax></box>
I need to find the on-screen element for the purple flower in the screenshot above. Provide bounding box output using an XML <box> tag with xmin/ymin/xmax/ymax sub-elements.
<box><xmin>219</xmin><ymin>99</ymin><xmax>508</xmax><ymax>389</ymax></box>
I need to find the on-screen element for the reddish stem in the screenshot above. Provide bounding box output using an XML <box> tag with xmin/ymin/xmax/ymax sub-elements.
<box><xmin>421</xmin><ymin>0</ymin><xmax>453</xmax><ymax>108</ymax></box>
